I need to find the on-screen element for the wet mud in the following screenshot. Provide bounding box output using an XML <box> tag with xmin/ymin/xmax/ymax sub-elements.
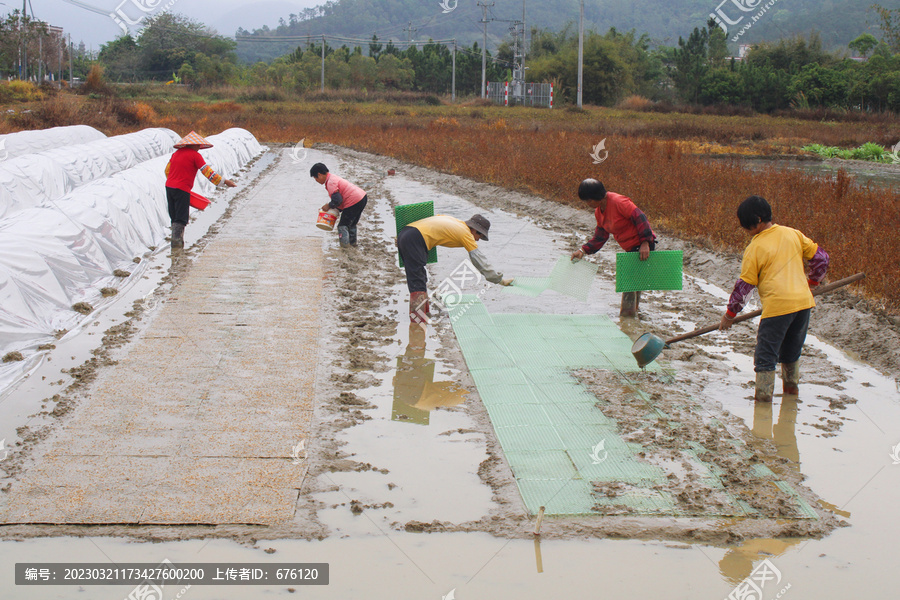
<box><xmin>576</xmin><ymin>369</ymin><xmax>841</xmax><ymax>531</ymax></box>
<box><xmin>1</xmin><ymin>143</ymin><xmax>896</xmax><ymax>555</ymax></box>
<box><xmin>302</xmin><ymin>143</ymin><xmax>892</xmax><ymax>544</ymax></box>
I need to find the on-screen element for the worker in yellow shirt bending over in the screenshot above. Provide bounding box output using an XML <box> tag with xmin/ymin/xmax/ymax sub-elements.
<box><xmin>397</xmin><ymin>214</ymin><xmax>513</xmax><ymax>323</ymax></box>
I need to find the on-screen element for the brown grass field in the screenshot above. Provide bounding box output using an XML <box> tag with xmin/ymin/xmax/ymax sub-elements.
<box><xmin>2</xmin><ymin>88</ymin><xmax>898</xmax><ymax>312</ymax></box>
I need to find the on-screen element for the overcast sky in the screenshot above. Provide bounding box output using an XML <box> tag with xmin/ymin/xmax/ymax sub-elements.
<box><xmin>1</xmin><ymin>0</ymin><xmax>323</xmax><ymax>50</ymax></box>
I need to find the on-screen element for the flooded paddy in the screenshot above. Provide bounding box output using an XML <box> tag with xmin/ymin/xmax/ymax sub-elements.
<box><xmin>1</xmin><ymin>145</ymin><xmax>898</xmax><ymax>599</ymax></box>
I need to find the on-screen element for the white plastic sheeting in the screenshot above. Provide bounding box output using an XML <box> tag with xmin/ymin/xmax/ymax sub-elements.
<box><xmin>0</xmin><ymin>127</ymin><xmax>266</xmax><ymax>390</ymax></box>
<box><xmin>193</xmin><ymin>128</ymin><xmax>265</xmax><ymax>195</ymax></box>
<box><xmin>0</xmin><ymin>125</ymin><xmax>105</xmax><ymax>160</ymax></box>
<box><xmin>0</xmin><ymin>128</ymin><xmax>180</xmax><ymax>220</ymax></box>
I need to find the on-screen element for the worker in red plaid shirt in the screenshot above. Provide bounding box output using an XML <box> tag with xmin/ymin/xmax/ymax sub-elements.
<box><xmin>570</xmin><ymin>178</ymin><xmax>657</xmax><ymax>317</ymax></box>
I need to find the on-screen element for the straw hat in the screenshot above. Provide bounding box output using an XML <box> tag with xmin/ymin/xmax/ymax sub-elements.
<box><xmin>173</xmin><ymin>131</ymin><xmax>213</xmax><ymax>149</ymax></box>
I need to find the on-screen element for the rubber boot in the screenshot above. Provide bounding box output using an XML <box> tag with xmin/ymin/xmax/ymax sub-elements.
<box><xmin>348</xmin><ymin>225</ymin><xmax>358</xmax><ymax>246</ymax></box>
<box><xmin>337</xmin><ymin>226</ymin><xmax>350</xmax><ymax>248</ymax></box>
<box><xmin>409</xmin><ymin>292</ymin><xmax>430</xmax><ymax>324</ymax></box>
<box><xmin>755</xmin><ymin>370</ymin><xmax>776</xmax><ymax>403</ymax></box>
<box><xmin>171</xmin><ymin>222</ymin><xmax>185</xmax><ymax>250</ymax></box>
<box><xmin>782</xmin><ymin>361</ymin><xmax>800</xmax><ymax>395</ymax></box>
<box><xmin>620</xmin><ymin>291</ymin><xmax>639</xmax><ymax>317</ymax></box>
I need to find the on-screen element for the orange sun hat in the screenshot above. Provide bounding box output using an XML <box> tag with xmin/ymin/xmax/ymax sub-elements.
<box><xmin>173</xmin><ymin>131</ymin><xmax>213</xmax><ymax>149</ymax></box>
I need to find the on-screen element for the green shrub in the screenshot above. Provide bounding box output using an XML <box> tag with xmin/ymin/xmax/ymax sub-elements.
<box><xmin>0</xmin><ymin>81</ymin><xmax>43</xmax><ymax>103</ymax></box>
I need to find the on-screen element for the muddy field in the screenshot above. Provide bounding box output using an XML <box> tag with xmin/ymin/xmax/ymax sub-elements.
<box><xmin>0</xmin><ymin>144</ymin><xmax>898</xmax><ymax>599</ymax></box>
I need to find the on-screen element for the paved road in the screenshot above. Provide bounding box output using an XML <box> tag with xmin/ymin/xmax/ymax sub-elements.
<box><xmin>1</xmin><ymin>150</ymin><xmax>323</xmax><ymax>524</ymax></box>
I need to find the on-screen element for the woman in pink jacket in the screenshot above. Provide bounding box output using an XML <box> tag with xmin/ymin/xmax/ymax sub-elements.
<box><xmin>311</xmin><ymin>162</ymin><xmax>368</xmax><ymax>248</ymax></box>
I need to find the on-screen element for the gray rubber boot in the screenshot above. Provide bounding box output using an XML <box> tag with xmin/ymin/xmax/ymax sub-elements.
<box><xmin>171</xmin><ymin>222</ymin><xmax>185</xmax><ymax>250</ymax></box>
<box><xmin>337</xmin><ymin>226</ymin><xmax>350</xmax><ymax>248</ymax></box>
<box><xmin>755</xmin><ymin>370</ymin><xmax>775</xmax><ymax>403</ymax></box>
<box><xmin>620</xmin><ymin>292</ymin><xmax>639</xmax><ymax>317</ymax></box>
<box><xmin>781</xmin><ymin>361</ymin><xmax>800</xmax><ymax>395</ymax></box>
<box><xmin>348</xmin><ymin>225</ymin><xmax>358</xmax><ymax>246</ymax></box>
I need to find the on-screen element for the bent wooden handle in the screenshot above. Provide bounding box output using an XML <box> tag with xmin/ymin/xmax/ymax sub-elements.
<box><xmin>664</xmin><ymin>272</ymin><xmax>866</xmax><ymax>346</ymax></box>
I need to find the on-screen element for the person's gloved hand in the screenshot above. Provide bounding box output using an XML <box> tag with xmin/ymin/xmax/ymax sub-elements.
<box><xmin>500</xmin><ymin>278</ymin><xmax>514</xmax><ymax>286</ymax></box>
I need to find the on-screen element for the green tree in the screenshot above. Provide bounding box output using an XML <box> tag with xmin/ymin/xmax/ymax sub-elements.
<box><xmin>787</xmin><ymin>63</ymin><xmax>850</xmax><ymax>107</ymax></box>
<box><xmin>524</xmin><ymin>27</ymin><xmax>658</xmax><ymax>105</ymax></box>
<box><xmin>849</xmin><ymin>33</ymin><xmax>878</xmax><ymax>57</ymax></box>
<box><xmin>873</xmin><ymin>4</ymin><xmax>900</xmax><ymax>53</ymax></box>
<box><xmin>349</xmin><ymin>53</ymin><xmax>378</xmax><ymax>89</ymax></box>
<box><xmin>707</xmin><ymin>19</ymin><xmax>729</xmax><ymax>69</ymax></box>
<box><xmin>98</xmin><ymin>35</ymin><xmax>140</xmax><ymax>80</ymax></box>
<box><xmin>99</xmin><ymin>12</ymin><xmax>237</xmax><ymax>82</ymax></box>
<box><xmin>672</xmin><ymin>26</ymin><xmax>709</xmax><ymax>103</ymax></box>
<box><xmin>0</xmin><ymin>10</ymin><xmax>50</xmax><ymax>80</ymax></box>
<box><xmin>376</xmin><ymin>53</ymin><xmax>414</xmax><ymax>89</ymax></box>
<box><xmin>369</xmin><ymin>34</ymin><xmax>383</xmax><ymax>62</ymax></box>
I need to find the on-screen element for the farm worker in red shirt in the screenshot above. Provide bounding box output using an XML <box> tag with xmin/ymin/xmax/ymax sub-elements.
<box><xmin>570</xmin><ymin>179</ymin><xmax>657</xmax><ymax>317</ymax></box>
<box><xmin>164</xmin><ymin>131</ymin><xmax>236</xmax><ymax>250</ymax></box>
<box><xmin>310</xmin><ymin>162</ymin><xmax>368</xmax><ymax>248</ymax></box>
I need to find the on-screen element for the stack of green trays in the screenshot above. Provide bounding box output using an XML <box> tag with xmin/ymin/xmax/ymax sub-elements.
<box><xmin>616</xmin><ymin>250</ymin><xmax>683</xmax><ymax>292</ymax></box>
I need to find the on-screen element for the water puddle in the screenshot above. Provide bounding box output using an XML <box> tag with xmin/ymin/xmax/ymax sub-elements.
<box><xmin>721</xmin><ymin>155</ymin><xmax>900</xmax><ymax>189</ymax></box>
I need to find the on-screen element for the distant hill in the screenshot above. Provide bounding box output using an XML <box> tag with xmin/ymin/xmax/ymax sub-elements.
<box><xmin>235</xmin><ymin>0</ymin><xmax>894</xmax><ymax>63</ymax></box>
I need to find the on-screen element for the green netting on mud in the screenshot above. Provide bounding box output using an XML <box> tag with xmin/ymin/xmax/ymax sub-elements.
<box><xmin>615</xmin><ymin>250</ymin><xmax>683</xmax><ymax>292</ymax></box>
<box><xmin>503</xmin><ymin>256</ymin><xmax>599</xmax><ymax>302</ymax></box>
<box><xmin>395</xmin><ymin>201</ymin><xmax>437</xmax><ymax>268</ymax></box>
<box><xmin>449</xmin><ymin>298</ymin><xmax>818</xmax><ymax>519</ymax></box>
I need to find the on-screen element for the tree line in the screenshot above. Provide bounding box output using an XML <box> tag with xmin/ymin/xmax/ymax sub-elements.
<box><xmin>55</xmin><ymin>6</ymin><xmax>900</xmax><ymax>113</ymax></box>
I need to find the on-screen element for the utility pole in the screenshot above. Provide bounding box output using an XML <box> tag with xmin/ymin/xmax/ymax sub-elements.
<box><xmin>321</xmin><ymin>34</ymin><xmax>325</xmax><ymax>92</ymax></box>
<box><xmin>403</xmin><ymin>22</ymin><xmax>417</xmax><ymax>45</ymax></box>
<box><xmin>451</xmin><ymin>39</ymin><xmax>457</xmax><ymax>102</ymax></box>
<box><xmin>38</xmin><ymin>35</ymin><xmax>42</xmax><ymax>82</ymax></box>
<box><xmin>523</xmin><ymin>0</ymin><xmax>527</xmax><ymax>57</ymax></box>
<box><xmin>68</xmin><ymin>34</ymin><xmax>72</xmax><ymax>86</ymax></box>
<box><xmin>577</xmin><ymin>0</ymin><xmax>584</xmax><ymax>108</ymax></box>
<box><xmin>22</xmin><ymin>0</ymin><xmax>28</xmax><ymax>81</ymax></box>
<box><xmin>478</xmin><ymin>1</ymin><xmax>493</xmax><ymax>99</ymax></box>
<box><xmin>509</xmin><ymin>20</ymin><xmax>524</xmax><ymax>105</ymax></box>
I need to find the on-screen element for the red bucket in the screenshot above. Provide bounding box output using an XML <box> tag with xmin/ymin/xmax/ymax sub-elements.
<box><xmin>189</xmin><ymin>191</ymin><xmax>210</xmax><ymax>210</ymax></box>
<box><xmin>316</xmin><ymin>209</ymin><xmax>339</xmax><ymax>231</ymax></box>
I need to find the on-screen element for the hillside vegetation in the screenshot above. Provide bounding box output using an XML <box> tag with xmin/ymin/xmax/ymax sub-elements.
<box><xmin>235</xmin><ymin>0</ymin><xmax>887</xmax><ymax>63</ymax></box>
